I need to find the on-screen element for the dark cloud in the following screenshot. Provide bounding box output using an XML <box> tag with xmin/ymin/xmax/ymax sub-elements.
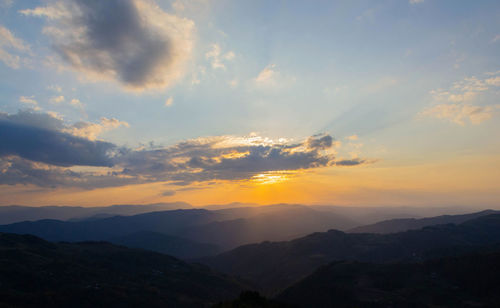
<box><xmin>116</xmin><ymin>134</ymin><xmax>338</xmax><ymax>184</ymax></box>
<box><xmin>306</xmin><ymin>134</ymin><xmax>333</xmax><ymax>150</ymax></box>
<box><xmin>335</xmin><ymin>158</ymin><xmax>365</xmax><ymax>166</ymax></box>
<box><xmin>0</xmin><ymin>111</ymin><xmax>368</xmax><ymax>188</ymax></box>
<box><xmin>21</xmin><ymin>0</ymin><xmax>195</xmax><ymax>90</ymax></box>
<box><xmin>161</xmin><ymin>190</ymin><xmax>176</xmax><ymax>196</ymax></box>
<box><xmin>0</xmin><ymin>118</ymin><xmax>115</xmax><ymax>167</ymax></box>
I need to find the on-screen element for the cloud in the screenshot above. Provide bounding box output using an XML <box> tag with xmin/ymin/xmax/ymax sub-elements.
<box><xmin>205</xmin><ymin>43</ymin><xmax>234</xmax><ymax>70</ymax></box>
<box><xmin>409</xmin><ymin>0</ymin><xmax>424</xmax><ymax>4</ymax></box>
<box><xmin>69</xmin><ymin>98</ymin><xmax>84</xmax><ymax>109</ymax></box>
<box><xmin>49</xmin><ymin>95</ymin><xmax>65</xmax><ymax>104</ymax></box>
<box><xmin>421</xmin><ymin>104</ymin><xmax>494</xmax><ymax>126</ymax></box>
<box><xmin>64</xmin><ymin>117</ymin><xmax>129</xmax><ymax>140</ymax></box>
<box><xmin>165</xmin><ymin>96</ymin><xmax>174</xmax><ymax>107</ymax></box>
<box><xmin>0</xmin><ymin>25</ymin><xmax>31</xmax><ymax>69</ymax></box>
<box><xmin>253</xmin><ymin>64</ymin><xmax>295</xmax><ymax>89</ymax></box>
<box><xmin>345</xmin><ymin>134</ymin><xmax>358</xmax><ymax>141</ymax></box>
<box><xmin>0</xmin><ymin>114</ymin><xmax>367</xmax><ymax>188</ymax></box>
<box><xmin>420</xmin><ymin>73</ymin><xmax>500</xmax><ymax>125</ymax></box>
<box><xmin>255</xmin><ymin>64</ymin><xmax>277</xmax><ymax>85</ymax></box>
<box><xmin>161</xmin><ymin>190</ymin><xmax>176</xmax><ymax>196</ymax></box>
<box><xmin>47</xmin><ymin>85</ymin><xmax>62</xmax><ymax>92</ymax></box>
<box><xmin>19</xmin><ymin>96</ymin><xmax>40</xmax><ymax>110</ymax></box>
<box><xmin>490</xmin><ymin>34</ymin><xmax>500</xmax><ymax>44</ymax></box>
<box><xmin>336</xmin><ymin>158</ymin><xmax>366</xmax><ymax>166</ymax></box>
<box><xmin>306</xmin><ymin>134</ymin><xmax>333</xmax><ymax>150</ymax></box>
<box><xmin>20</xmin><ymin>0</ymin><xmax>195</xmax><ymax>90</ymax></box>
<box><xmin>0</xmin><ymin>113</ymin><xmax>116</xmax><ymax>167</ymax></box>
<box><xmin>115</xmin><ymin>133</ymin><xmax>347</xmax><ymax>185</ymax></box>
<box><xmin>228</xmin><ymin>79</ymin><xmax>238</xmax><ymax>88</ymax></box>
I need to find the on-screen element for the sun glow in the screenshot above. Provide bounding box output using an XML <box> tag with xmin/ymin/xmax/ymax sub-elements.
<box><xmin>251</xmin><ymin>171</ymin><xmax>294</xmax><ymax>185</ymax></box>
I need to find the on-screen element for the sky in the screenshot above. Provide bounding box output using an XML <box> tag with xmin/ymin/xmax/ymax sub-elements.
<box><xmin>0</xmin><ymin>0</ymin><xmax>499</xmax><ymax>208</ymax></box>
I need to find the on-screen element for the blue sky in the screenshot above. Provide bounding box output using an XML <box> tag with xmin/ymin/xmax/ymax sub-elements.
<box><xmin>0</xmin><ymin>0</ymin><xmax>499</xmax><ymax>206</ymax></box>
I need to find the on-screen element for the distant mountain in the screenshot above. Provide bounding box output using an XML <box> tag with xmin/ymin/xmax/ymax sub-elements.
<box><xmin>0</xmin><ymin>209</ymin><xmax>220</xmax><ymax>242</ymax></box>
<box><xmin>349</xmin><ymin>209</ymin><xmax>498</xmax><ymax>234</ymax></box>
<box><xmin>0</xmin><ymin>232</ymin><xmax>244</xmax><ymax>307</ymax></box>
<box><xmin>182</xmin><ymin>205</ymin><xmax>358</xmax><ymax>249</ymax></box>
<box><xmin>0</xmin><ymin>202</ymin><xmax>193</xmax><ymax>224</ymax></box>
<box><xmin>200</xmin><ymin>214</ymin><xmax>500</xmax><ymax>293</ymax></box>
<box><xmin>276</xmin><ymin>252</ymin><xmax>500</xmax><ymax>307</ymax></box>
<box><xmin>0</xmin><ymin>204</ymin><xmax>357</xmax><ymax>253</ymax></box>
<box><xmin>310</xmin><ymin>205</ymin><xmax>480</xmax><ymax>226</ymax></box>
<box><xmin>108</xmin><ymin>231</ymin><xmax>221</xmax><ymax>259</ymax></box>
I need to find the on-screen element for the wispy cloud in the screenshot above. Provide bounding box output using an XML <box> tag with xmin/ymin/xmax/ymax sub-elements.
<box><xmin>254</xmin><ymin>64</ymin><xmax>295</xmax><ymax>89</ymax></box>
<box><xmin>420</xmin><ymin>73</ymin><xmax>500</xmax><ymax>125</ymax></box>
<box><xmin>490</xmin><ymin>34</ymin><xmax>500</xmax><ymax>44</ymax></box>
<box><xmin>205</xmin><ymin>43</ymin><xmax>235</xmax><ymax>70</ymax></box>
<box><xmin>0</xmin><ymin>25</ymin><xmax>31</xmax><ymax>69</ymax></box>
<box><xmin>20</xmin><ymin>0</ymin><xmax>195</xmax><ymax>91</ymax></box>
<box><xmin>19</xmin><ymin>96</ymin><xmax>40</xmax><ymax>110</ymax></box>
<box><xmin>165</xmin><ymin>96</ymin><xmax>174</xmax><ymax>107</ymax></box>
<box><xmin>49</xmin><ymin>95</ymin><xmax>65</xmax><ymax>104</ymax></box>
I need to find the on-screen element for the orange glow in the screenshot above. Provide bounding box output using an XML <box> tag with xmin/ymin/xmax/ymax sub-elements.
<box><xmin>1</xmin><ymin>153</ymin><xmax>499</xmax><ymax>208</ymax></box>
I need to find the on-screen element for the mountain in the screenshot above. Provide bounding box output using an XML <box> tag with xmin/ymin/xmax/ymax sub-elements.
<box><xmin>199</xmin><ymin>214</ymin><xmax>500</xmax><ymax>293</ymax></box>
<box><xmin>310</xmin><ymin>205</ymin><xmax>480</xmax><ymax>226</ymax></box>
<box><xmin>108</xmin><ymin>231</ymin><xmax>221</xmax><ymax>259</ymax></box>
<box><xmin>0</xmin><ymin>232</ymin><xmax>244</xmax><ymax>307</ymax></box>
<box><xmin>0</xmin><ymin>202</ymin><xmax>193</xmax><ymax>224</ymax></box>
<box><xmin>182</xmin><ymin>205</ymin><xmax>358</xmax><ymax>250</ymax></box>
<box><xmin>0</xmin><ymin>204</ymin><xmax>357</xmax><ymax>253</ymax></box>
<box><xmin>349</xmin><ymin>209</ymin><xmax>498</xmax><ymax>234</ymax></box>
<box><xmin>276</xmin><ymin>251</ymin><xmax>500</xmax><ymax>307</ymax></box>
<box><xmin>0</xmin><ymin>209</ymin><xmax>220</xmax><ymax>242</ymax></box>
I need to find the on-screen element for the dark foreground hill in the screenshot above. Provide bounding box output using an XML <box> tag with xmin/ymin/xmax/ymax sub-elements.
<box><xmin>0</xmin><ymin>233</ymin><xmax>244</xmax><ymax>307</ymax></box>
<box><xmin>349</xmin><ymin>209</ymin><xmax>498</xmax><ymax>234</ymax></box>
<box><xmin>200</xmin><ymin>214</ymin><xmax>500</xmax><ymax>293</ymax></box>
<box><xmin>277</xmin><ymin>252</ymin><xmax>500</xmax><ymax>307</ymax></box>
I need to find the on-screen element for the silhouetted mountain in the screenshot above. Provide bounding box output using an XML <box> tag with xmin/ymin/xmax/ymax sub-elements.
<box><xmin>182</xmin><ymin>205</ymin><xmax>357</xmax><ymax>249</ymax></box>
<box><xmin>108</xmin><ymin>231</ymin><xmax>221</xmax><ymax>259</ymax></box>
<box><xmin>0</xmin><ymin>232</ymin><xmax>244</xmax><ymax>307</ymax></box>
<box><xmin>349</xmin><ymin>209</ymin><xmax>498</xmax><ymax>234</ymax></box>
<box><xmin>0</xmin><ymin>202</ymin><xmax>193</xmax><ymax>224</ymax></box>
<box><xmin>200</xmin><ymin>214</ymin><xmax>500</xmax><ymax>293</ymax></box>
<box><xmin>310</xmin><ymin>205</ymin><xmax>480</xmax><ymax>226</ymax></box>
<box><xmin>276</xmin><ymin>252</ymin><xmax>500</xmax><ymax>307</ymax></box>
<box><xmin>0</xmin><ymin>209</ymin><xmax>220</xmax><ymax>242</ymax></box>
<box><xmin>0</xmin><ymin>205</ymin><xmax>356</xmax><ymax>253</ymax></box>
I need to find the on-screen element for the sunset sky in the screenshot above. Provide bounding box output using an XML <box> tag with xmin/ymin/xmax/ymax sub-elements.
<box><xmin>0</xmin><ymin>0</ymin><xmax>499</xmax><ymax>207</ymax></box>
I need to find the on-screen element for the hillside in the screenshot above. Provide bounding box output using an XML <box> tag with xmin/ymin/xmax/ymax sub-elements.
<box><xmin>277</xmin><ymin>252</ymin><xmax>500</xmax><ymax>307</ymax></box>
<box><xmin>200</xmin><ymin>214</ymin><xmax>500</xmax><ymax>293</ymax></box>
<box><xmin>0</xmin><ymin>232</ymin><xmax>244</xmax><ymax>307</ymax></box>
<box><xmin>349</xmin><ymin>209</ymin><xmax>498</xmax><ymax>234</ymax></box>
<box><xmin>182</xmin><ymin>205</ymin><xmax>357</xmax><ymax>249</ymax></box>
<box><xmin>108</xmin><ymin>231</ymin><xmax>221</xmax><ymax>259</ymax></box>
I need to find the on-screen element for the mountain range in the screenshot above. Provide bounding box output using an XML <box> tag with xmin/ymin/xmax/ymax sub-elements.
<box><xmin>2</xmin><ymin>207</ymin><xmax>500</xmax><ymax>307</ymax></box>
<box><xmin>200</xmin><ymin>214</ymin><xmax>500</xmax><ymax>293</ymax></box>
<box><xmin>0</xmin><ymin>204</ymin><xmax>359</xmax><ymax>256</ymax></box>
